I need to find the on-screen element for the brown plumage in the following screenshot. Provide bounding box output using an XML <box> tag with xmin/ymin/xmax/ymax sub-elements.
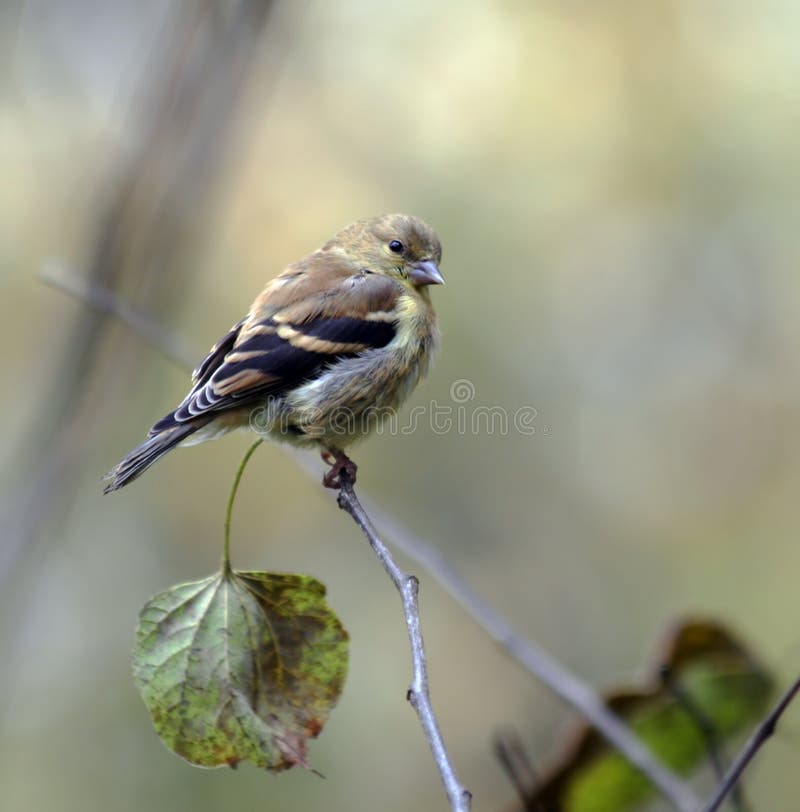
<box><xmin>103</xmin><ymin>213</ymin><xmax>444</xmax><ymax>492</ymax></box>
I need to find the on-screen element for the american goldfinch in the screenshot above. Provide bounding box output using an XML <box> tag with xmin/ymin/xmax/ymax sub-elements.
<box><xmin>103</xmin><ymin>213</ymin><xmax>443</xmax><ymax>493</ymax></box>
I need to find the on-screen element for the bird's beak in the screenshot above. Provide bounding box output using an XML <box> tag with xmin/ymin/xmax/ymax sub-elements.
<box><xmin>408</xmin><ymin>259</ymin><xmax>445</xmax><ymax>286</ymax></box>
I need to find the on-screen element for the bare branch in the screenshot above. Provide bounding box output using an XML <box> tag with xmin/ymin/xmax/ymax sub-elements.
<box><xmin>660</xmin><ymin>667</ymin><xmax>745</xmax><ymax>811</ymax></box>
<box><xmin>336</xmin><ymin>473</ymin><xmax>472</xmax><ymax>812</ymax></box>
<box><xmin>700</xmin><ymin>673</ymin><xmax>800</xmax><ymax>812</ymax></box>
<box><xmin>493</xmin><ymin>729</ymin><xmax>548</xmax><ymax>812</ymax></box>
<box><xmin>365</xmin><ymin>505</ymin><xmax>700</xmax><ymax>812</ymax></box>
<box><xmin>1</xmin><ymin>0</ymin><xmax>274</xmax><ymax>589</ymax></box>
<box><xmin>44</xmin><ymin>271</ymin><xmax>700</xmax><ymax>812</ymax></box>
<box><xmin>40</xmin><ymin>264</ymin><xmax>197</xmax><ymax>370</ymax></box>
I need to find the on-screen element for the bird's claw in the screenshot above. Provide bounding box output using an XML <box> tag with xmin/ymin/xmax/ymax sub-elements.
<box><xmin>322</xmin><ymin>449</ymin><xmax>357</xmax><ymax>489</ymax></box>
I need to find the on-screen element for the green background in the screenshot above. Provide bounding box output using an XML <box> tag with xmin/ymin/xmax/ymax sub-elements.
<box><xmin>2</xmin><ymin>1</ymin><xmax>800</xmax><ymax>810</ymax></box>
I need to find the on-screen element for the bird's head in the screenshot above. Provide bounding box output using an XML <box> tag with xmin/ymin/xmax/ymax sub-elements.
<box><xmin>331</xmin><ymin>213</ymin><xmax>444</xmax><ymax>289</ymax></box>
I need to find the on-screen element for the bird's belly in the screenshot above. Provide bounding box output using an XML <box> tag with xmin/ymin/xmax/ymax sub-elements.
<box><xmin>278</xmin><ymin>343</ymin><xmax>432</xmax><ymax>448</ymax></box>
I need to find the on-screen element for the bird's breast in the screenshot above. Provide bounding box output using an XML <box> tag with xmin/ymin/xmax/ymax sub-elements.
<box><xmin>278</xmin><ymin>291</ymin><xmax>438</xmax><ymax>446</ymax></box>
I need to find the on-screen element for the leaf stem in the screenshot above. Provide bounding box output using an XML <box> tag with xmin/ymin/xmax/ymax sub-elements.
<box><xmin>223</xmin><ymin>439</ymin><xmax>263</xmax><ymax>573</ymax></box>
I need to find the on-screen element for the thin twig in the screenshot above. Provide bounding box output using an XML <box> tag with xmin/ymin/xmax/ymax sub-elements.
<box><xmin>493</xmin><ymin>730</ymin><xmax>547</xmax><ymax>812</ymax></box>
<box><xmin>336</xmin><ymin>473</ymin><xmax>472</xmax><ymax>812</ymax></box>
<box><xmin>40</xmin><ymin>265</ymin><xmax>197</xmax><ymax>370</ymax></box>
<box><xmin>44</xmin><ymin>271</ymin><xmax>700</xmax><ymax>812</ymax></box>
<box><xmin>700</xmin><ymin>674</ymin><xmax>800</xmax><ymax>812</ymax></box>
<box><xmin>365</xmin><ymin>505</ymin><xmax>700</xmax><ymax>812</ymax></box>
<box><xmin>0</xmin><ymin>0</ymin><xmax>274</xmax><ymax>590</ymax></box>
<box><xmin>661</xmin><ymin>667</ymin><xmax>745</xmax><ymax>812</ymax></box>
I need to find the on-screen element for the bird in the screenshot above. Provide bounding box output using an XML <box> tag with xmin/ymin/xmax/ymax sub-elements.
<box><xmin>103</xmin><ymin>213</ymin><xmax>444</xmax><ymax>493</ymax></box>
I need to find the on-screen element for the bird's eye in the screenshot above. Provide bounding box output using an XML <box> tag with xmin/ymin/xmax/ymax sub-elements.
<box><xmin>388</xmin><ymin>240</ymin><xmax>404</xmax><ymax>254</ymax></box>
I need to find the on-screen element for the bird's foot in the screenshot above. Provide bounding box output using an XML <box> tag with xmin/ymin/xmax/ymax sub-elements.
<box><xmin>321</xmin><ymin>449</ymin><xmax>357</xmax><ymax>489</ymax></box>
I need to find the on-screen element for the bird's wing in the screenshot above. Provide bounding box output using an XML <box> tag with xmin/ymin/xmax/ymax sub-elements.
<box><xmin>158</xmin><ymin>266</ymin><xmax>401</xmax><ymax>428</ymax></box>
<box><xmin>190</xmin><ymin>318</ymin><xmax>246</xmax><ymax>385</ymax></box>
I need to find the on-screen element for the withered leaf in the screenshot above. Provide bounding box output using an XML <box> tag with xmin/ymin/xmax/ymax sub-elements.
<box><xmin>133</xmin><ymin>569</ymin><xmax>349</xmax><ymax>771</ymax></box>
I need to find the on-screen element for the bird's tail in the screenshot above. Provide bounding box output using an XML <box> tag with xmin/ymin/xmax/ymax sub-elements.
<box><xmin>103</xmin><ymin>421</ymin><xmax>204</xmax><ymax>493</ymax></box>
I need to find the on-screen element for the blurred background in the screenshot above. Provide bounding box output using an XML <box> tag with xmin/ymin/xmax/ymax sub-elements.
<box><xmin>2</xmin><ymin>0</ymin><xmax>800</xmax><ymax>810</ymax></box>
